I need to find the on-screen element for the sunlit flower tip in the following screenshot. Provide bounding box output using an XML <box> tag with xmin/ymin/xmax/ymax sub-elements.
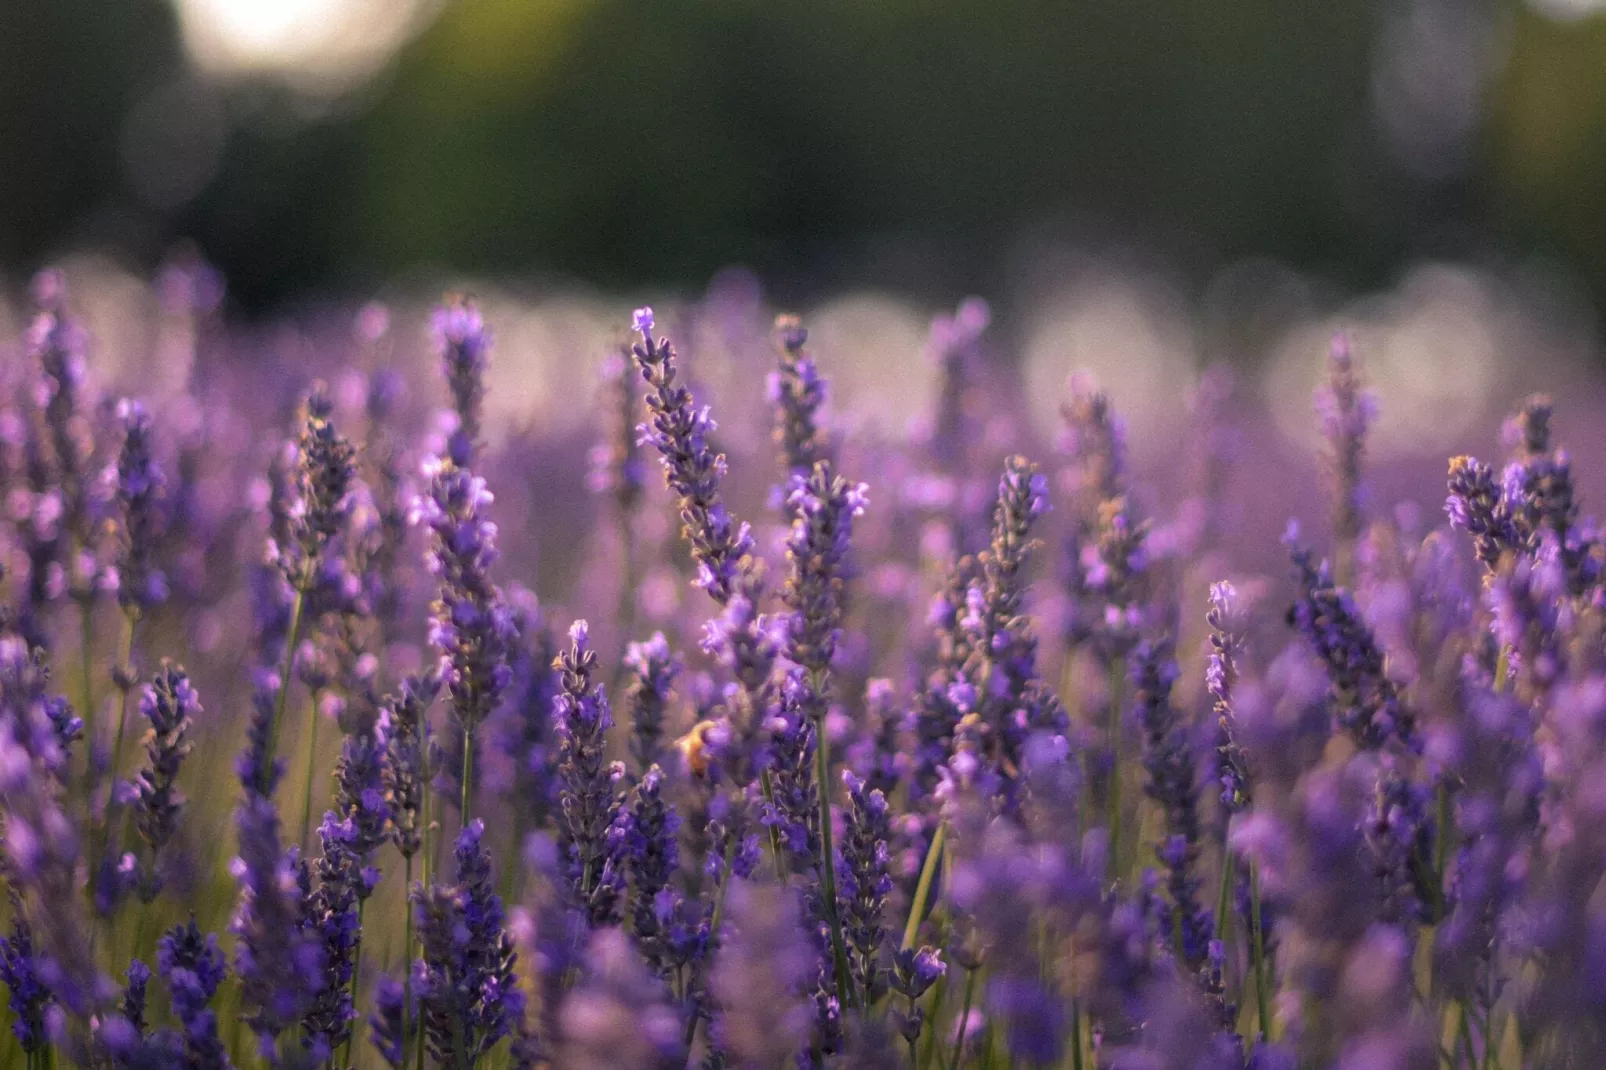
<box><xmin>632</xmin><ymin>306</ymin><xmax>655</xmax><ymax>335</ymax></box>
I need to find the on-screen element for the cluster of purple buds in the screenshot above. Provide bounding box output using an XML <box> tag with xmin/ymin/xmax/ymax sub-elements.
<box><xmin>131</xmin><ymin>662</ymin><xmax>198</xmax><ymax>900</ymax></box>
<box><xmin>109</xmin><ymin>399</ymin><xmax>168</xmax><ymax>616</ymax></box>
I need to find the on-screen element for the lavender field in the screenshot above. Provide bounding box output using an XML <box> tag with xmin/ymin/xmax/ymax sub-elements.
<box><xmin>3</xmin><ymin>258</ymin><xmax>1606</xmax><ymax>1070</ymax></box>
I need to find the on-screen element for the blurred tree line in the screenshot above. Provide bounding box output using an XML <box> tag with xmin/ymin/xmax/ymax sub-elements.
<box><xmin>3</xmin><ymin>0</ymin><xmax>1606</xmax><ymax>314</ymax></box>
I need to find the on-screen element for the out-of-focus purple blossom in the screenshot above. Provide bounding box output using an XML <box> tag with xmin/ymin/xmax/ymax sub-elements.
<box><xmin>1314</xmin><ymin>332</ymin><xmax>1375</xmax><ymax>565</ymax></box>
<box><xmin>230</xmin><ymin>789</ymin><xmax>324</xmax><ymax>1061</ymax></box>
<box><xmin>0</xmin><ymin>891</ymin><xmax>50</xmax><ymax>1054</ymax></box>
<box><xmin>769</xmin><ymin>315</ymin><xmax>829</xmax><ymax>491</ymax></box>
<box><xmin>24</xmin><ymin>272</ymin><xmax>98</xmax><ymax>608</ymax></box>
<box><xmin>1208</xmin><ymin>581</ymin><xmax>1252</xmax><ymax>814</ymax></box>
<box><xmin>710</xmin><ymin>881</ymin><xmax>814</xmax><ymax>1068</ymax></box>
<box><xmin>0</xmin><ymin>636</ymin><xmax>109</xmax><ymax>1048</ymax></box>
<box><xmin>110</xmin><ymin>399</ymin><xmax>168</xmax><ymax>614</ymax></box>
<box><xmin>1362</xmin><ymin>766</ymin><xmax>1437</xmax><ymax>925</ymax></box>
<box><xmin>1286</xmin><ymin>529</ymin><xmax>1415</xmax><ymax>751</ymax></box>
<box><xmin>381</xmin><ymin>671</ymin><xmax>437</xmax><ymax>863</ymax></box>
<box><xmin>588</xmin><ymin>350</ymin><xmax>648</xmax><ymax>513</ymax></box>
<box><xmin>132</xmin><ymin>662</ymin><xmax>198</xmax><ymax>900</ymax></box>
<box><xmin>1485</xmin><ymin>539</ymin><xmax>1568</xmax><ymax>704</ymax></box>
<box><xmin>432</xmin><ymin>295</ymin><xmax>490</xmax><ymax>464</ymax></box>
<box><xmin>623</xmin><ymin>631</ymin><xmax>678</xmax><ymax>778</ymax></box>
<box><xmin>368</xmin><ymin>973</ymin><xmax>410</xmax><ymax>1070</ymax></box>
<box><xmin>1135</xmin><ymin>638</ymin><xmax>1213</xmax><ymax>972</ymax></box>
<box><xmin>555</xmin><ymin>621</ymin><xmax>626</xmax><ymax>926</ymax></box>
<box><xmin>556</xmin><ymin>927</ymin><xmax>684</xmax><ymax>1069</ymax></box>
<box><xmin>335</xmin><ymin>701</ymin><xmax>390</xmax><ymax>875</ymax></box>
<box><xmin>120</xmin><ymin>959</ymin><xmax>151</xmax><ymax>1039</ymax></box>
<box><xmin>486</xmin><ymin>589</ymin><xmax>559</xmax><ymax>833</ymax></box>
<box><xmin>1058</xmin><ymin>374</ymin><xmax>1127</xmax><ymax>511</ymax></box>
<box><xmin>850</xmin><ymin>678</ymin><xmax>904</xmax><ymax>799</ymax></box>
<box><xmin>927</xmin><ymin>296</ymin><xmax>990</xmax><ymax>478</ymax></box>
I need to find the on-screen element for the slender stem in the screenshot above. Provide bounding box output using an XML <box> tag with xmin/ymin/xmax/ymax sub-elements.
<box><xmin>1106</xmin><ymin>659</ymin><xmax>1125</xmax><ymax>883</ymax></box>
<box><xmin>339</xmin><ymin>896</ymin><xmax>367</xmax><ymax>1069</ymax></box>
<box><xmin>1215</xmin><ymin>849</ymin><xmax>1236</xmax><ymax>944</ymax></box>
<box><xmin>461</xmin><ymin>725</ymin><xmax>475</xmax><ymax>828</ymax></box>
<box><xmin>1070</xmin><ymin>1000</ymin><xmax>1085</xmax><ymax>1070</ymax></box>
<box><xmin>947</xmin><ymin>966</ymin><xmax>978</xmax><ymax>1070</ymax></box>
<box><xmin>403</xmin><ymin>853</ymin><xmax>414</xmax><ymax>1070</ymax></box>
<box><xmin>1250</xmin><ymin>861</ymin><xmax>1271</xmax><ymax>1042</ymax></box>
<box><xmin>263</xmin><ymin>582</ymin><xmax>308</xmax><ymax>794</ymax></box>
<box><xmin>1493</xmin><ymin>647</ymin><xmax>1510</xmax><ymax>694</ymax></box>
<box><xmin>78</xmin><ymin>596</ymin><xmax>95</xmax><ymax>779</ymax></box>
<box><xmin>1483</xmin><ymin>944</ymin><xmax>1498</xmax><ymax>1070</ymax></box>
<box><xmin>918</xmin><ymin>972</ymin><xmax>947</xmax><ymax>1070</ymax></box>
<box><xmin>686</xmin><ymin>838</ymin><xmax>738</xmax><ymax>1050</ymax></box>
<box><xmin>812</xmin><ymin>706</ymin><xmax>853</xmax><ymax>1012</ymax></box>
<box><xmin>759</xmin><ymin>768</ymin><xmax>788</xmax><ymax>878</ymax></box>
<box><xmin>299</xmin><ymin>690</ymin><xmax>321</xmax><ymax>851</ymax></box>
<box><xmin>903</xmin><ymin>823</ymin><xmax>947</xmax><ymax>950</ymax></box>
<box><xmin>89</xmin><ymin>612</ymin><xmax>138</xmax><ymax>919</ymax></box>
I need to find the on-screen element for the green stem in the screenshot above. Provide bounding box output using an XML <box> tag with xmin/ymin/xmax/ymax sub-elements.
<box><xmin>79</xmin><ymin>596</ymin><xmax>95</xmax><ymax>781</ymax></box>
<box><xmin>759</xmin><ymin>768</ymin><xmax>788</xmax><ymax>879</ymax></box>
<box><xmin>1070</xmin><ymin>1000</ymin><xmax>1084</xmax><ymax>1070</ymax></box>
<box><xmin>403</xmin><ymin>853</ymin><xmax>414</xmax><ymax>1070</ymax></box>
<box><xmin>461</xmin><ymin>725</ymin><xmax>475</xmax><ymax>830</ymax></box>
<box><xmin>1215</xmin><ymin>849</ymin><xmax>1236</xmax><ymax>944</ymax></box>
<box><xmin>263</xmin><ymin>582</ymin><xmax>308</xmax><ymax>794</ymax></box>
<box><xmin>1250</xmin><ymin>861</ymin><xmax>1271</xmax><ymax>1042</ymax></box>
<box><xmin>1106</xmin><ymin>659</ymin><xmax>1125</xmax><ymax>883</ymax></box>
<box><xmin>89</xmin><ymin>612</ymin><xmax>138</xmax><ymax>919</ymax></box>
<box><xmin>903</xmin><ymin>823</ymin><xmax>947</xmax><ymax>950</ymax></box>
<box><xmin>686</xmin><ymin>838</ymin><xmax>738</xmax><ymax>1050</ymax></box>
<box><xmin>1493</xmin><ymin>647</ymin><xmax>1510</xmax><ymax>694</ymax></box>
<box><xmin>339</xmin><ymin>897</ymin><xmax>367</xmax><ymax>1069</ymax></box>
<box><xmin>813</xmin><ymin>707</ymin><xmax>853</xmax><ymax>1012</ymax></box>
<box><xmin>918</xmin><ymin>973</ymin><xmax>948</xmax><ymax>1070</ymax></box>
<box><xmin>299</xmin><ymin>690</ymin><xmax>321</xmax><ymax>851</ymax></box>
<box><xmin>947</xmin><ymin>967</ymin><xmax>977</xmax><ymax>1070</ymax></box>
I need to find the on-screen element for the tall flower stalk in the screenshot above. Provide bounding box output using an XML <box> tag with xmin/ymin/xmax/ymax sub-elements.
<box><xmin>412</xmin><ymin>454</ymin><xmax>512</xmax><ymax>828</ymax></box>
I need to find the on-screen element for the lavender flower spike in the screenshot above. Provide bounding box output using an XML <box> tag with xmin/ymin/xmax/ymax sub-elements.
<box><xmin>301</xmin><ymin>812</ymin><xmax>369</xmax><ymax>1059</ymax></box>
<box><xmin>555</xmin><ymin>621</ymin><xmax>626</xmax><ymax>926</ymax></box>
<box><xmin>1207</xmin><ymin>581</ymin><xmax>1251</xmax><ymax>812</ymax></box>
<box><xmin>433</xmin><ymin>295</ymin><xmax>491</xmax><ymax>463</ymax></box>
<box><xmin>132</xmin><ymin>661</ymin><xmax>198</xmax><ymax>900</ymax></box>
<box><xmin>1134</xmin><ymin>638</ymin><xmax>1211</xmax><ymax>972</ymax></box>
<box><xmin>631</xmin><ymin>306</ymin><xmax>757</xmax><ymax>606</ymax></box>
<box><xmin>413</xmin><ymin>451</ymin><xmax>514</xmax><ymax>817</ymax></box>
<box><xmin>623</xmin><ymin>632</ymin><xmax>679</xmax><ymax>777</ymax></box>
<box><xmin>782</xmin><ymin>461</ymin><xmax>870</xmax><ymax>681</ymax></box>
<box><xmin>770</xmin><ymin>314</ymin><xmax>829</xmax><ymax>485</ymax></box>
<box><xmin>1286</xmin><ymin>528</ymin><xmax>1414</xmax><ymax>751</ymax></box>
<box><xmin>1314</xmin><ymin>331</ymin><xmax>1375</xmax><ymax>575</ymax></box>
<box><xmin>110</xmin><ymin>398</ymin><xmax>168</xmax><ymax>615</ymax></box>
<box><xmin>414</xmin><ymin>820</ymin><xmax>523</xmax><ymax>1070</ymax></box>
<box><xmin>157</xmin><ymin>917</ymin><xmax>231</xmax><ymax>1070</ymax></box>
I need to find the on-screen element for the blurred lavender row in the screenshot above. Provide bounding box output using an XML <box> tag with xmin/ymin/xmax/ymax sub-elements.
<box><xmin>1</xmin><ymin>256</ymin><xmax>1605</xmax><ymax>1069</ymax></box>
